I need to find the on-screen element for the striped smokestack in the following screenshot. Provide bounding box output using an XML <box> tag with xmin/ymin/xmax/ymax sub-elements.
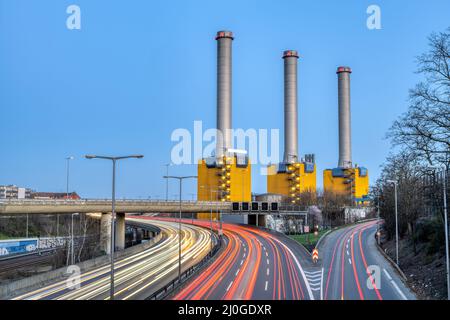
<box><xmin>283</xmin><ymin>50</ymin><xmax>299</xmax><ymax>164</ymax></box>
<box><xmin>337</xmin><ymin>66</ymin><xmax>352</xmax><ymax>168</ymax></box>
<box><xmin>215</xmin><ymin>31</ymin><xmax>233</xmax><ymax>159</ymax></box>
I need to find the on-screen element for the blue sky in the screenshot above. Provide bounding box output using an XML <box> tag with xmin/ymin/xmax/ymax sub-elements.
<box><xmin>1</xmin><ymin>0</ymin><xmax>449</xmax><ymax>199</ymax></box>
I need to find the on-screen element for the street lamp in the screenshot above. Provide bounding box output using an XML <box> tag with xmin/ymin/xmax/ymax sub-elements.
<box><xmin>163</xmin><ymin>175</ymin><xmax>197</xmax><ymax>283</ymax></box>
<box><xmin>85</xmin><ymin>154</ymin><xmax>143</xmax><ymax>300</ymax></box>
<box><xmin>163</xmin><ymin>164</ymin><xmax>172</xmax><ymax>201</ymax></box>
<box><xmin>66</xmin><ymin>156</ymin><xmax>75</xmax><ymax>198</ymax></box>
<box><xmin>377</xmin><ymin>196</ymin><xmax>381</xmax><ymax>245</ymax></box>
<box><xmin>387</xmin><ymin>179</ymin><xmax>399</xmax><ymax>266</ymax></box>
<box><xmin>431</xmin><ymin>167</ymin><xmax>449</xmax><ymax>300</ymax></box>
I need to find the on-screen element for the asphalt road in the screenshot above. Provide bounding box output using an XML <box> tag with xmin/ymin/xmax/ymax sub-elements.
<box><xmin>12</xmin><ymin>218</ymin><xmax>212</xmax><ymax>300</ymax></box>
<box><xmin>173</xmin><ymin>222</ymin><xmax>316</xmax><ymax>300</ymax></box>
<box><xmin>318</xmin><ymin>220</ymin><xmax>416</xmax><ymax>300</ymax></box>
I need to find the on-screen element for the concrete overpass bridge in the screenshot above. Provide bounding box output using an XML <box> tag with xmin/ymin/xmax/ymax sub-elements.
<box><xmin>0</xmin><ymin>199</ymin><xmax>306</xmax><ymax>252</ymax></box>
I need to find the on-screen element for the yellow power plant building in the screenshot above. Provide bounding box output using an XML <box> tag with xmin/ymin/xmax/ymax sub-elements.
<box><xmin>323</xmin><ymin>167</ymin><xmax>369</xmax><ymax>203</ymax></box>
<box><xmin>267</xmin><ymin>157</ymin><xmax>316</xmax><ymax>204</ymax></box>
<box><xmin>267</xmin><ymin>50</ymin><xmax>316</xmax><ymax>203</ymax></box>
<box><xmin>324</xmin><ymin>67</ymin><xmax>369</xmax><ymax>204</ymax></box>
<box><xmin>197</xmin><ymin>155</ymin><xmax>251</xmax><ymax>220</ymax></box>
<box><xmin>197</xmin><ymin>31</ymin><xmax>251</xmax><ymax>219</ymax></box>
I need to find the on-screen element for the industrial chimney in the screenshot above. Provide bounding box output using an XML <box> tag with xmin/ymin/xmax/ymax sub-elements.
<box><xmin>283</xmin><ymin>50</ymin><xmax>299</xmax><ymax>164</ymax></box>
<box><xmin>216</xmin><ymin>31</ymin><xmax>233</xmax><ymax>159</ymax></box>
<box><xmin>337</xmin><ymin>66</ymin><xmax>352</xmax><ymax>168</ymax></box>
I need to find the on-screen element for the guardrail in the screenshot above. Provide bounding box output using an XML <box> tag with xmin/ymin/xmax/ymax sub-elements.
<box><xmin>146</xmin><ymin>237</ymin><xmax>222</xmax><ymax>300</ymax></box>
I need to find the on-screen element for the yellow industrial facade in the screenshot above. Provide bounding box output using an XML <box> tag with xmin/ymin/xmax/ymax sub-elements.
<box><xmin>323</xmin><ymin>167</ymin><xmax>369</xmax><ymax>204</ymax></box>
<box><xmin>197</xmin><ymin>155</ymin><xmax>251</xmax><ymax>220</ymax></box>
<box><xmin>267</xmin><ymin>161</ymin><xmax>316</xmax><ymax>204</ymax></box>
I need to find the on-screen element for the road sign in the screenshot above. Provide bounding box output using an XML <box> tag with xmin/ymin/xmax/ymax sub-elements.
<box><xmin>312</xmin><ymin>248</ymin><xmax>319</xmax><ymax>262</ymax></box>
<box><xmin>304</xmin><ymin>226</ymin><xmax>310</xmax><ymax>233</ymax></box>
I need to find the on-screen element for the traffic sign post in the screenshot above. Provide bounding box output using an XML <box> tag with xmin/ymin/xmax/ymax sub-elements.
<box><xmin>312</xmin><ymin>248</ymin><xmax>319</xmax><ymax>263</ymax></box>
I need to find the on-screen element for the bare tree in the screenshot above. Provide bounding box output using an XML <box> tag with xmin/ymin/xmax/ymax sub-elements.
<box><xmin>387</xmin><ymin>28</ymin><xmax>450</xmax><ymax>169</ymax></box>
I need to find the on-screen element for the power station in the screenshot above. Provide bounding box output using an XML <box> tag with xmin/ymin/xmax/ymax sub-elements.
<box><xmin>197</xmin><ymin>31</ymin><xmax>368</xmax><ymax>212</ymax></box>
<box><xmin>197</xmin><ymin>31</ymin><xmax>251</xmax><ymax>220</ymax></box>
<box><xmin>323</xmin><ymin>67</ymin><xmax>369</xmax><ymax>204</ymax></box>
<box><xmin>267</xmin><ymin>50</ymin><xmax>316</xmax><ymax>203</ymax></box>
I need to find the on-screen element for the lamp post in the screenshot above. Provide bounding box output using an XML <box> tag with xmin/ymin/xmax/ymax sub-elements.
<box><xmin>377</xmin><ymin>196</ymin><xmax>381</xmax><ymax>245</ymax></box>
<box><xmin>85</xmin><ymin>154</ymin><xmax>143</xmax><ymax>300</ymax></box>
<box><xmin>58</xmin><ymin>156</ymin><xmax>74</xmax><ymax>238</ymax></box>
<box><xmin>163</xmin><ymin>164</ymin><xmax>172</xmax><ymax>201</ymax></box>
<box><xmin>387</xmin><ymin>179</ymin><xmax>399</xmax><ymax>266</ymax></box>
<box><xmin>163</xmin><ymin>175</ymin><xmax>197</xmax><ymax>283</ymax></box>
<box><xmin>66</xmin><ymin>156</ymin><xmax>74</xmax><ymax>198</ymax></box>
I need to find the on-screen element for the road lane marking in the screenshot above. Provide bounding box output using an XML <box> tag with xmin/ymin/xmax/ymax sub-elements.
<box><xmin>265</xmin><ymin>252</ymin><xmax>268</xmax><ymax>257</ymax></box>
<box><xmin>267</xmin><ymin>268</ymin><xmax>270</xmax><ymax>276</ymax></box>
<box><xmin>267</xmin><ymin>259</ymin><xmax>270</xmax><ymax>265</ymax></box>
<box><xmin>304</xmin><ymin>270</ymin><xmax>322</xmax><ymax>275</ymax></box>
<box><xmin>348</xmin><ymin>258</ymin><xmax>352</xmax><ymax>265</ymax></box>
<box><xmin>347</xmin><ymin>250</ymin><xmax>349</xmax><ymax>256</ymax></box>
<box><xmin>226</xmin><ymin>281</ymin><xmax>233</xmax><ymax>292</ymax></box>
<box><xmin>240</xmin><ymin>260</ymin><xmax>243</xmax><ymax>266</ymax></box>
<box><xmin>264</xmin><ymin>281</ymin><xmax>268</xmax><ymax>291</ymax></box>
<box><xmin>272</xmin><ymin>239</ymin><xmax>315</xmax><ymax>300</ymax></box>
<box><xmin>390</xmin><ymin>280</ymin><xmax>407</xmax><ymax>300</ymax></box>
<box><xmin>320</xmin><ymin>268</ymin><xmax>324</xmax><ymax>300</ymax></box>
<box><xmin>383</xmin><ymin>269</ymin><xmax>407</xmax><ymax>300</ymax></box>
<box><xmin>383</xmin><ymin>268</ymin><xmax>392</xmax><ymax>280</ymax></box>
<box><xmin>235</xmin><ymin>268</ymin><xmax>240</xmax><ymax>276</ymax></box>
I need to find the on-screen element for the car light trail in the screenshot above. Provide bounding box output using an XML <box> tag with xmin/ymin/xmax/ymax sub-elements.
<box><xmin>12</xmin><ymin>218</ymin><xmax>213</xmax><ymax>300</ymax></box>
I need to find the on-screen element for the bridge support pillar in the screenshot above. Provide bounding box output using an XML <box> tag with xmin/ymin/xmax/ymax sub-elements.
<box><xmin>115</xmin><ymin>213</ymin><xmax>126</xmax><ymax>251</ymax></box>
<box><xmin>100</xmin><ymin>212</ymin><xmax>112</xmax><ymax>254</ymax></box>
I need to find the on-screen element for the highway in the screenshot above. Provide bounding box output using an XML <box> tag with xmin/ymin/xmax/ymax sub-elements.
<box><xmin>173</xmin><ymin>221</ymin><xmax>316</xmax><ymax>300</ymax></box>
<box><xmin>319</xmin><ymin>220</ymin><xmax>416</xmax><ymax>300</ymax></box>
<box><xmin>12</xmin><ymin>218</ymin><xmax>213</xmax><ymax>300</ymax></box>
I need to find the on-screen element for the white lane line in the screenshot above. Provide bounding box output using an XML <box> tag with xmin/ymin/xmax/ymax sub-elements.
<box><xmin>267</xmin><ymin>259</ymin><xmax>270</xmax><ymax>265</ymax></box>
<box><xmin>240</xmin><ymin>260</ymin><xmax>244</xmax><ymax>266</ymax></box>
<box><xmin>226</xmin><ymin>281</ymin><xmax>233</xmax><ymax>292</ymax></box>
<box><xmin>383</xmin><ymin>268</ymin><xmax>392</xmax><ymax>280</ymax></box>
<box><xmin>346</xmin><ymin>250</ymin><xmax>350</xmax><ymax>256</ymax></box>
<box><xmin>320</xmin><ymin>267</ymin><xmax>324</xmax><ymax>300</ymax></box>
<box><xmin>390</xmin><ymin>280</ymin><xmax>407</xmax><ymax>300</ymax></box>
<box><xmin>304</xmin><ymin>270</ymin><xmax>322</xmax><ymax>276</ymax></box>
<box><xmin>244</xmin><ymin>247</ymin><xmax>247</xmax><ymax>252</ymax></box>
<box><xmin>271</xmin><ymin>238</ymin><xmax>315</xmax><ymax>300</ymax></box>
<box><xmin>265</xmin><ymin>252</ymin><xmax>268</xmax><ymax>257</ymax></box>
<box><xmin>243</xmin><ymin>253</ymin><xmax>246</xmax><ymax>258</ymax></box>
<box><xmin>267</xmin><ymin>268</ymin><xmax>270</xmax><ymax>276</ymax></box>
<box><xmin>264</xmin><ymin>281</ymin><xmax>268</xmax><ymax>291</ymax></box>
<box><xmin>235</xmin><ymin>268</ymin><xmax>240</xmax><ymax>276</ymax></box>
<box><xmin>383</xmin><ymin>269</ymin><xmax>407</xmax><ymax>300</ymax></box>
<box><xmin>348</xmin><ymin>258</ymin><xmax>352</xmax><ymax>265</ymax></box>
